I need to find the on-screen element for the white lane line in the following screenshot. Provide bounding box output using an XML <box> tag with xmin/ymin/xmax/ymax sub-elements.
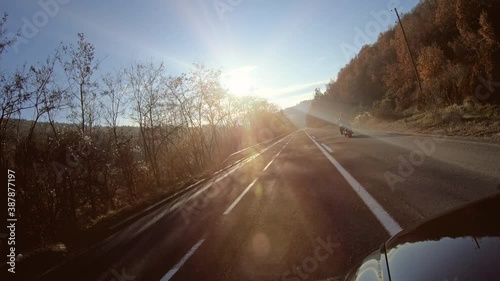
<box><xmin>223</xmin><ymin>178</ymin><xmax>259</xmax><ymax>215</ymax></box>
<box><xmin>189</xmin><ymin>134</ymin><xmax>294</xmax><ymax>200</ymax></box>
<box><xmin>263</xmin><ymin>136</ymin><xmax>294</xmax><ymax>171</ymax></box>
<box><xmin>160</xmin><ymin>239</ymin><xmax>205</xmax><ymax>281</ymax></box>
<box><xmin>305</xmin><ymin>131</ymin><xmax>402</xmax><ymax>236</ymax></box>
<box><xmin>321</xmin><ymin>143</ymin><xmax>334</xmax><ymax>153</ymax></box>
<box><xmin>263</xmin><ymin>158</ymin><xmax>275</xmax><ymax>171</ymax></box>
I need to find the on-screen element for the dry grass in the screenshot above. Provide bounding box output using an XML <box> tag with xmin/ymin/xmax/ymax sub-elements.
<box><xmin>354</xmin><ymin>103</ymin><xmax>500</xmax><ymax>141</ymax></box>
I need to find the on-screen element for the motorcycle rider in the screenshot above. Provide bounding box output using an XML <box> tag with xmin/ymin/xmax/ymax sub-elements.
<box><xmin>337</xmin><ymin>113</ymin><xmax>351</xmax><ymax>135</ymax></box>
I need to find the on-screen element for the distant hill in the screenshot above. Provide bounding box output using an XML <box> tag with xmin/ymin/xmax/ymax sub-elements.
<box><xmin>283</xmin><ymin>100</ymin><xmax>312</xmax><ymax>128</ymax></box>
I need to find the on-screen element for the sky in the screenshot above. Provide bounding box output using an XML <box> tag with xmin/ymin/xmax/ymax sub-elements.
<box><xmin>1</xmin><ymin>0</ymin><xmax>420</xmax><ymax>109</ymax></box>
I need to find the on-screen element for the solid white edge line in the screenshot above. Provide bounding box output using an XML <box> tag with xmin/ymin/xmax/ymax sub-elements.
<box><xmin>160</xmin><ymin>239</ymin><xmax>205</xmax><ymax>281</ymax></box>
<box><xmin>321</xmin><ymin>143</ymin><xmax>334</xmax><ymax>153</ymax></box>
<box><xmin>223</xmin><ymin>178</ymin><xmax>259</xmax><ymax>215</ymax></box>
<box><xmin>305</xmin><ymin>131</ymin><xmax>402</xmax><ymax>236</ymax></box>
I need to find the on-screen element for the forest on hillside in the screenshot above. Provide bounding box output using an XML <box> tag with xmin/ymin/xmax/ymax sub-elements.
<box><xmin>0</xmin><ymin>18</ymin><xmax>293</xmax><ymax>251</ymax></box>
<box><xmin>307</xmin><ymin>0</ymin><xmax>500</xmax><ymax>127</ymax></box>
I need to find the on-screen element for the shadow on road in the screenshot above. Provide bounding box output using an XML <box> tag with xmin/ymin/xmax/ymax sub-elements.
<box><xmin>350</xmin><ymin>132</ymin><xmax>414</xmax><ymax>139</ymax></box>
<box><xmin>350</xmin><ymin>134</ymin><xmax>371</xmax><ymax>139</ymax></box>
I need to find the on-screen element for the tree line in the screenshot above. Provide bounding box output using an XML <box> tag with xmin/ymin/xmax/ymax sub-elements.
<box><xmin>307</xmin><ymin>0</ymin><xmax>500</xmax><ymax>126</ymax></box>
<box><xmin>0</xmin><ymin>17</ymin><xmax>294</xmax><ymax>250</ymax></box>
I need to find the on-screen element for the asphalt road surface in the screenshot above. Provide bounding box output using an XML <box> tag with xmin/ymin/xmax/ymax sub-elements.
<box><xmin>32</xmin><ymin>128</ymin><xmax>500</xmax><ymax>281</ymax></box>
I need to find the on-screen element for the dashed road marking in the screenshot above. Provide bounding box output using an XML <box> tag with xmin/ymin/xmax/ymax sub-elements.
<box><xmin>160</xmin><ymin>239</ymin><xmax>205</xmax><ymax>281</ymax></box>
<box><xmin>223</xmin><ymin>178</ymin><xmax>259</xmax><ymax>215</ymax></box>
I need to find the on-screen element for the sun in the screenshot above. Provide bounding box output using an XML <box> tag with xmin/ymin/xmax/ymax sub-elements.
<box><xmin>224</xmin><ymin>66</ymin><xmax>255</xmax><ymax>96</ymax></box>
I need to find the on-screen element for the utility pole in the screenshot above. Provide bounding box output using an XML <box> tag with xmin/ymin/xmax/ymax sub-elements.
<box><xmin>394</xmin><ymin>8</ymin><xmax>423</xmax><ymax>98</ymax></box>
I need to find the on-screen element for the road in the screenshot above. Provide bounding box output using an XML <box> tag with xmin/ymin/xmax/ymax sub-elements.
<box><xmin>32</xmin><ymin>128</ymin><xmax>500</xmax><ymax>281</ymax></box>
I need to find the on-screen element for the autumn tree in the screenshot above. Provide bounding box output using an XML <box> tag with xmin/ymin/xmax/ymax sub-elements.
<box><xmin>313</xmin><ymin>0</ymin><xmax>500</xmax><ymax>121</ymax></box>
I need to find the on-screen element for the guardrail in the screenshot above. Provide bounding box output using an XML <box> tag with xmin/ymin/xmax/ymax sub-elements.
<box><xmin>219</xmin><ymin>131</ymin><xmax>293</xmax><ymax>168</ymax></box>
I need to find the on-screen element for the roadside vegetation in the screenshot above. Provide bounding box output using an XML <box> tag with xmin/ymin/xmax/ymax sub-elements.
<box><xmin>0</xmin><ymin>15</ymin><xmax>294</xmax><ymax>258</ymax></box>
<box><xmin>306</xmin><ymin>0</ymin><xmax>500</xmax><ymax>139</ymax></box>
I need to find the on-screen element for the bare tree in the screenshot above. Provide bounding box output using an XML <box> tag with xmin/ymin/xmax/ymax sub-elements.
<box><xmin>101</xmin><ymin>69</ymin><xmax>129</xmax><ymax>143</ymax></box>
<box><xmin>0</xmin><ymin>66</ymin><xmax>29</xmax><ymax>166</ymax></box>
<box><xmin>127</xmin><ymin>61</ymin><xmax>167</xmax><ymax>188</ymax></box>
<box><xmin>61</xmin><ymin>33</ymin><xmax>101</xmax><ymax>134</ymax></box>
<box><xmin>0</xmin><ymin>13</ymin><xmax>16</xmax><ymax>56</ymax></box>
<box><xmin>25</xmin><ymin>48</ymin><xmax>68</xmax><ymax>140</ymax></box>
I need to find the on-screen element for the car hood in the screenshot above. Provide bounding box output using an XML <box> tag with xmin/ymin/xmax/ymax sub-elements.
<box><xmin>345</xmin><ymin>193</ymin><xmax>500</xmax><ymax>281</ymax></box>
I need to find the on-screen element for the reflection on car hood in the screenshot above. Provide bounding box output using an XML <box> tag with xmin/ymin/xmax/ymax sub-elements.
<box><xmin>386</xmin><ymin>236</ymin><xmax>500</xmax><ymax>281</ymax></box>
<box><xmin>385</xmin><ymin>193</ymin><xmax>500</xmax><ymax>281</ymax></box>
<box><xmin>345</xmin><ymin>193</ymin><xmax>500</xmax><ymax>281</ymax></box>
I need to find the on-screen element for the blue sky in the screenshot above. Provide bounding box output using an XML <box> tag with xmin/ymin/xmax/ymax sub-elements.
<box><xmin>2</xmin><ymin>0</ymin><xmax>419</xmax><ymax>108</ymax></box>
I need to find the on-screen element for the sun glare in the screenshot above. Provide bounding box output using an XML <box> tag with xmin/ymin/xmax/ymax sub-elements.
<box><xmin>225</xmin><ymin>66</ymin><xmax>255</xmax><ymax>96</ymax></box>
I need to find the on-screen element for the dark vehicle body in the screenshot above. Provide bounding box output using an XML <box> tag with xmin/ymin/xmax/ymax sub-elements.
<box><xmin>344</xmin><ymin>193</ymin><xmax>500</xmax><ymax>281</ymax></box>
<box><xmin>336</xmin><ymin>116</ymin><xmax>353</xmax><ymax>138</ymax></box>
<box><xmin>340</xmin><ymin>126</ymin><xmax>353</xmax><ymax>138</ymax></box>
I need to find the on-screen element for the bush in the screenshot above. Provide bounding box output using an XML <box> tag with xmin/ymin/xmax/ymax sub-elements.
<box><xmin>353</xmin><ymin>112</ymin><xmax>373</xmax><ymax>125</ymax></box>
<box><xmin>440</xmin><ymin>105</ymin><xmax>464</xmax><ymax>125</ymax></box>
<box><xmin>372</xmin><ymin>98</ymin><xmax>399</xmax><ymax>120</ymax></box>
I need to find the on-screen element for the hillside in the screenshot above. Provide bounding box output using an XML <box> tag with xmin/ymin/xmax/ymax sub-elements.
<box><xmin>306</xmin><ymin>0</ymin><xmax>500</xmax><ymax>139</ymax></box>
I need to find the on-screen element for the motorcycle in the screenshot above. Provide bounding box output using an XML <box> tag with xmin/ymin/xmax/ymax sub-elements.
<box><xmin>340</xmin><ymin>126</ymin><xmax>353</xmax><ymax>138</ymax></box>
<box><xmin>336</xmin><ymin>115</ymin><xmax>353</xmax><ymax>138</ymax></box>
